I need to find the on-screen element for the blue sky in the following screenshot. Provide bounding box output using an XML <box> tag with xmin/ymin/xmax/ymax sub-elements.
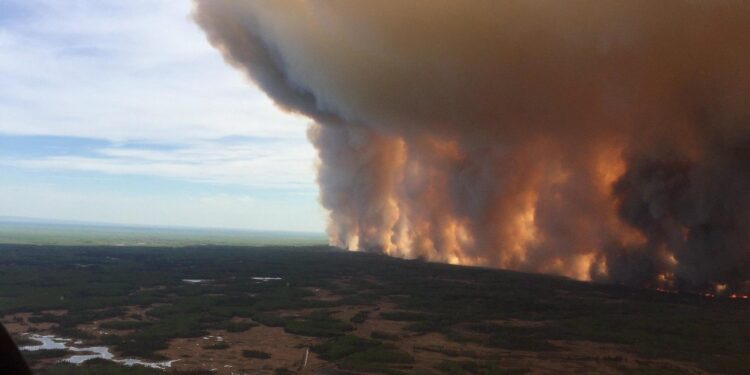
<box><xmin>0</xmin><ymin>0</ymin><xmax>325</xmax><ymax>232</ymax></box>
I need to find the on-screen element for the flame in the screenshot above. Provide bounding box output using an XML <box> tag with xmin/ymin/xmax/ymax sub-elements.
<box><xmin>506</xmin><ymin>194</ymin><xmax>539</xmax><ymax>267</ymax></box>
<box><xmin>571</xmin><ymin>253</ymin><xmax>597</xmax><ymax>281</ymax></box>
<box><xmin>716</xmin><ymin>283</ymin><xmax>728</xmax><ymax>294</ymax></box>
<box><xmin>594</xmin><ymin>143</ymin><xmax>648</xmax><ymax>248</ymax></box>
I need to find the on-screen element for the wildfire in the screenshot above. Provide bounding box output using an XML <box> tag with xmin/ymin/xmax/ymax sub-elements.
<box><xmin>196</xmin><ymin>0</ymin><xmax>750</xmax><ymax>294</ymax></box>
<box><xmin>654</xmin><ymin>288</ymin><xmax>749</xmax><ymax>300</ymax></box>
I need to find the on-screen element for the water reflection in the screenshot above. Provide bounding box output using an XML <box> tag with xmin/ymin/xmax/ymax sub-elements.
<box><xmin>21</xmin><ymin>334</ymin><xmax>177</xmax><ymax>370</ymax></box>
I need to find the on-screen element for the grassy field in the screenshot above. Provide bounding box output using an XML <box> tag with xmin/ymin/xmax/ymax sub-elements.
<box><xmin>0</xmin><ymin>243</ymin><xmax>748</xmax><ymax>374</ymax></box>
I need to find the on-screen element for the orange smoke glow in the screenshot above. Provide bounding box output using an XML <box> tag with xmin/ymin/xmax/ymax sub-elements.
<box><xmin>196</xmin><ymin>0</ymin><xmax>750</xmax><ymax>294</ymax></box>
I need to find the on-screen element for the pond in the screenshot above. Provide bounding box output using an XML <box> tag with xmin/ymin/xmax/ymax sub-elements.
<box><xmin>21</xmin><ymin>334</ymin><xmax>178</xmax><ymax>370</ymax></box>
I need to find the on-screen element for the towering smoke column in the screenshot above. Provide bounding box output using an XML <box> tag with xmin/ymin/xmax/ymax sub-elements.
<box><xmin>194</xmin><ymin>1</ymin><xmax>750</xmax><ymax>293</ymax></box>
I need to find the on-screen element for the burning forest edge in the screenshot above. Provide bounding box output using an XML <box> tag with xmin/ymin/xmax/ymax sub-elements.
<box><xmin>193</xmin><ymin>0</ymin><xmax>750</xmax><ymax>295</ymax></box>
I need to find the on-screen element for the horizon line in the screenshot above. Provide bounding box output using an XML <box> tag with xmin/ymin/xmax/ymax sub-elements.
<box><xmin>0</xmin><ymin>215</ymin><xmax>327</xmax><ymax>237</ymax></box>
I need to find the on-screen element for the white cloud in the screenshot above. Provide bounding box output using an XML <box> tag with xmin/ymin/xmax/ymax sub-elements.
<box><xmin>0</xmin><ymin>0</ymin><xmax>326</xmax><ymax>231</ymax></box>
<box><xmin>0</xmin><ymin>0</ymin><xmax>310</xmax><ymax>142</ymax></box>
<box><xmin>3</xmin><ymin>139</ymin><xmax>318</xmax><ymax>189</ymax></box>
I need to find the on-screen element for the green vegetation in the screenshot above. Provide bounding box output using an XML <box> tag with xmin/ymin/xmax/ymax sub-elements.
<box><xmin>216</xmin><ymin>321</ymin><xmax>257</xmax><ymax>332</ymax></box>
<box><xmin>414</xmin><ymin>346</ymin><xmax>476</xmax><ymax>358</ymax></box>
<box><xmin>12</xmin><ymin>335</ymin><xmax>37</xmax><ymax>346</ymax></box>
<box><xmin>204</xmin><ymin>341</ymin><xmax>229</xmax><ymax>350</ymax></box>
<box><xmin>350</xmin><ymin>310</ymin><xmax>369</xmax><ymax>324</ymax></box>
<box><xmin>0</xmin><ymin>243</ymin><xmax>748</xmax><ymax>374</ymax></box>
<box><xmin>314</xmin><ymin>335</ymin><xmax>414</xmax><ymax>373</ymax></box>
<box><xmin>20</xmin><ymin>349</ymin><xmax>68</xmax><ymax>360</ymax></box>
<box><xmin>435</xmin><ymin>360</ymin><xmax>529</xmax><ymax>375</ymax></box>
<box><xmin>251</xmin><ymin>313</ymin><xmax>287</xmax><ymax>327</ymax></box>
<box><xmin>36</xmin><ymin>359</ymin><xmax>211</xmax><ymax>375</ymax></box>
<box><xmin>283</xmin><ymin>311</ymin><xmax>354</xmax><ymax>337</ymax></box>
<box><xmin>242</xmin><ymin>349</ymin><xmax>271</xmax><ymax>359</ymax></box>
<box><xmin>464</xmin><ymin>323</ymin><xmax>557</xmax><ymax>351</ymax></box>
<box><xmin>370</xmin><ymin>330</ymin><xmax>398</xmax><ymax>341</ymax></box>
<box><xmin>99</xmin><ymin>321</ymin><xmax>153</xmax><ymax>330</ymax></box>
<box><xmin>380</xmin><ymin>311</ymin><xmax>430</xmax><ymax>322</ymax></box>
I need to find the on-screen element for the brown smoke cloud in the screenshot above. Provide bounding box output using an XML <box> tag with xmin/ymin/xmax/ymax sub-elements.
<box><xmin>193</xmin><ymin>1</ymin><xmax>750</xmax><ymax>293</ymax></box>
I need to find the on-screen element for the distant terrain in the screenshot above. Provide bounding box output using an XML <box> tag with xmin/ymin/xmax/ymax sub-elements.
<box><xmin>0</xmin><ymin>218</ymin><xmax>326</xmax><ymax>247</ymax></box>
<box><xmin>1</xmin><ymin>243</ymin><xmax>749</xmax><ymax>375</ymax></box>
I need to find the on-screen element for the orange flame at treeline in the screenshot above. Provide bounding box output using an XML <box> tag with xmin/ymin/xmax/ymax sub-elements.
<box><xmin>194</xmin><ymin>1</ymin><xmax>750</xmax><ymax>294</ymax></box>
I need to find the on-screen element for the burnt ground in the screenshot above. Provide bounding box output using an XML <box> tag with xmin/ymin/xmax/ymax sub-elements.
<box><xmin>0</xmin><ymin>244</ymin><xmax>748</xmax><ymax>374</ymax></box>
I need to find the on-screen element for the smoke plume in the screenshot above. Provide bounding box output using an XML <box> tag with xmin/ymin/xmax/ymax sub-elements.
<box><xmin>194</xmin><ymin>1</ymin><xmax>750</xmax><ymax>293</ymax></box>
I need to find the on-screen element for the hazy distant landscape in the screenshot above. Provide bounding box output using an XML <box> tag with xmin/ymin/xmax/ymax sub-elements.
<box><xmin>0</xmin><ymin>218</ymin><xmax>327</xmax><ymax>247</ymax></box>
<box><xmin>2</xmin><ymin>239</ymin><xmax>749</xmax><ymax>374</ymax></box>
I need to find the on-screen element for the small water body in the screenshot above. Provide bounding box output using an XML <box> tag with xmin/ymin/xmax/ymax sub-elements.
<box><xmin>252</xmin><ymin>277</ymin><xmax>283</xmax><ymax>282</ymax></box>
<box><xmin>21</xmin><ymin>334</ymin><xmax>178</xmax><ymax>370</ymax></box>
<box><xmin>21</xmin><ymin>335</ymin><xmax>68</xmax><ymax>351</ymax></box>
<box><xmin>183</xmin><ymin>277</ymin><xmax>281</xmax><ymax>284</ymax></box>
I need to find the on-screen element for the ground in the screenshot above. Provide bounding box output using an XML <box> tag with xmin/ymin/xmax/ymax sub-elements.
<box><xmin>0</xmin><ymin>244</ymin><xmax>748</xmax><ymax>374</ymax></box>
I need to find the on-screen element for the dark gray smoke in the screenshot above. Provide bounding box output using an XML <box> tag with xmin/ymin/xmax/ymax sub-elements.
<box><xmin>194</xmin><ymin>0</ymin><xmax>750</xmax><ymax>293</ymax></box>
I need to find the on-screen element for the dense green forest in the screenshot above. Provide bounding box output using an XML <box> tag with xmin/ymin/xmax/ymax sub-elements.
<box><xmin>1</xmin><ymin>244</ymin><xmax>749</xmax><ymax>374</ymax></box>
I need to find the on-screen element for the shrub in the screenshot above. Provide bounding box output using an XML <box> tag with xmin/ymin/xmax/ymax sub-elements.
<box><xmin>99</xmin><ymin>321</ymin><xmax>153</xmax><ymax>330</ymax></box>
<box><xmin>350</xmin><ymin>311</ymin><xmax>369</xmax><ymax>324</ymax></box>
<box><xmin>242</xmin><ymin>350</ymin><xmax>271</xmax><ymax>359</ymax></box>
<box><xmin>380</xmin><ymin>311</ymin><xmax>430</xmax><ymax>322</ymax></box>
<box><xmin>370</xmin><ymin>331</ymin><xmax>399</xmax><ymax>341</ymax></box>
<box><xmin>284</xmin><ymin>318</ymin><xmax>353</xmax><ymax>337</ymax></box>
<box><xmin>204</xmin><ymin>342</ymin><xmax>230</xmax><ymax>350</ymax></box>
